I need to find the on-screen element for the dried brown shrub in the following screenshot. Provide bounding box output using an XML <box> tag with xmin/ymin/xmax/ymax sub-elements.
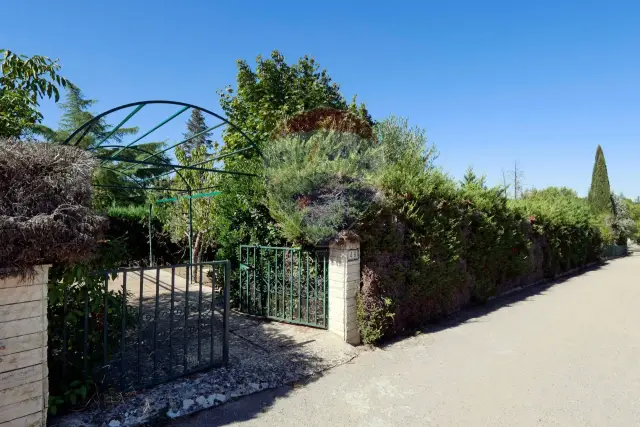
<box><xmin>272</xmin><ymin>108</ymin><xmax>374</xmax><ymax>140</ymax></box>
<box><xmin>0</xmin><ymin>138</ymin><xmax>106</xmax><ymax>276</ymax></box>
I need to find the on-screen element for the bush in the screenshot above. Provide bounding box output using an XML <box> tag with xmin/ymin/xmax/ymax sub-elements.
<box><xmin>105</xmin><ymin>204</ymin><xmax>183</xmax><ymax>266</ymax></box>
<box><xmin>607</xmin><ymin>193</ymin><xmax>636</xmax><ymax>245</ymax></box>
<box><xmin>512</xmin><ymin>188</ymin><xmax>602</xmax><ymax>275</ymax></box>
<box><xmin>0</xmin><ymin>139</ymin><xmax>105</xmax><ymax>275</ymax></box>
<box><xmin>354</xmin><ymin>121</ymin><xmax>603</xmax><ymax>343</ymax></box>
<box><xmin>264</xmin><ymin>109</ymin><xmax>383</xmax><ymax>245</ymax></box>
<box><xmin>47</xmin><ymin>237</ymin><xmax>135</xmax><ymax>415</ymax></box>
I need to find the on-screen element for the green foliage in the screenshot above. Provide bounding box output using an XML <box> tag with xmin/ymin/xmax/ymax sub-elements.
<box><xmin>460</xmin><ymin>173</ymin><xmax>530</xmax><ymax>301</ymax></box>
<box><xmin>218</xmin><ymin>50</ymin><xmax>369</xmax><ymax>157</ymax></box>
<box><xmin>106</xmin><ymin>204</ymin><xmax>182</xmax><ymax>266</ymax></box>
<box><xmin>160</xmin><ymin>145</ymin><xmax>219</xmax><ymax>263</ymax></box>
<box><xmin>626</xmin><ymin>198</ymin><xmax>640</xmax><ymax>243</ymax></box>
<box><xmin>264</xmin><ymin>126</ymin><xmax>382</xmax><ymax>244</ymax></box>
<box><xmin>31</xmin><ymin>85</ymin><xmax>171</xmax><ymax>209</ymax></box>
<box><xmin>373</xmin><ymin>116</ymin><xmax>439</xmax><ymax>193</ymax></box>
<box><xmin>182</xmin><ymin>109</ymin><xmax>215</xmax><ymax>157</ymax></box>
<box><xmin>209</xmin><ymin>169</ymin><xmax>282</xmax><ymax>262</ymax></box>
<box><xmin>587</xmin><ymin>145</ymin><xmax>613</xmax><ymax>214</ymax></box>
<box><xmin>356</xmin><ymin>289</ymin><xmax>394</xmax><ymax>345</ymax></box>
<box><xmin>47</xmin><ymin>238</ymin><xmax>134</xmax><ymax>414</ymax></box>
<box><xmin>513</xmin><ymin>187</ymin><xmax>602</xmax><ymax>275</ymax></box>
<box><xmin>0</xmin><ymin>49</ymin><xmax>70</xmax><ymax>138</ymax></box>
<box><xmin>212</xmin><ymin>51</ymin><xmax>370</xmax><ymax>261</ymax></box>
<box><xmin>607</xmin><ymin>193</ymin><xmax>636</xmax><ymax>244</ymax></box>
<box><xmin>356</xmin><ymin>120</ymin><xmax>603</xmax><ymax>343</ymax></box>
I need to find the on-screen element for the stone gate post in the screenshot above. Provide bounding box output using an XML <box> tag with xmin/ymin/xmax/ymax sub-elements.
<box><xmin>328</xmin><ymin>239</ymin><xmax>360</xmax><ymax>345</ymax></box>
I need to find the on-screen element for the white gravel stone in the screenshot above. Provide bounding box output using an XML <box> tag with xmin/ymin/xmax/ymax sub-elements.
<box><xmin>167</xmin><ymin>409</ymin><xmax>181</xmax><ymax>419</ymax></box>
<box><xmin>182</xmin><ymin>399</ymin><xmax>195</xmax><ymax>410</ymax></box>
<box><xmin>212</xmin><ymin>393</ymin><xmax>227</xmax><ymax>403</ymax></box>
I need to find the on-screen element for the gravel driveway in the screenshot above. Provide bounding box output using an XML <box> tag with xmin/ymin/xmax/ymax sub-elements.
<box><xmin>171</xmin><ymin>254</ymin><xmax>640</xmax><ymax>427</ymax></box>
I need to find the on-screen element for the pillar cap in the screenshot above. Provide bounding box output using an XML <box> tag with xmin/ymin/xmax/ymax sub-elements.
<box><xmin>328</xmin><ymin>230</ymin><xmax>360</xmax><ymax>247</ymax></box>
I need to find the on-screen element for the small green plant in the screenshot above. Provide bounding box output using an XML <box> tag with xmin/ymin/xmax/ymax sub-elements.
<box><xmin>356</xmin><ymin>293</ymin><xmax>394</xmax><ymax>344</ymax></box>
<box><xmin>48</xmin><ymin>379</ymin><xmax>91</xmax><ymax>415</ymax></box>
<box><xmin>47</xmin><ymin>238</ymin><xmax>134</xmax><ymax>415</ymax></box>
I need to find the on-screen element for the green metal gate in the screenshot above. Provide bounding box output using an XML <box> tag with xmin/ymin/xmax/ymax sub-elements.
<box><xmin>238</xmin><ymin>246</ymin><xmax>329</xmax><ymax>328</ymax></box>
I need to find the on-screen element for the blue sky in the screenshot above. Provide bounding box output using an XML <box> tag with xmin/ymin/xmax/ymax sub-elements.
<box><xmin>3</xmin><ymin>0</ymin><xmax>639</xmax><ymax>198</ymax></box>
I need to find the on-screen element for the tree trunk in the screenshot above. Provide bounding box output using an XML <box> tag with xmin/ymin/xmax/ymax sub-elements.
<box><xmin>191</xmin><ymin>232</ymin><xmax>203</xmax><ymax>280</ymax></box>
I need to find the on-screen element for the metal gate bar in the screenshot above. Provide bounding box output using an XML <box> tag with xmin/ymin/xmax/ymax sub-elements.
<box><xmin>53</xmin><ymin>261</ymin><xmax>230</xmax><ymax>393</ymax></box>
<box><xmin>238</xmin><ymin>246</ymin><xmax>328</xmax><ymax>328</ymax></box>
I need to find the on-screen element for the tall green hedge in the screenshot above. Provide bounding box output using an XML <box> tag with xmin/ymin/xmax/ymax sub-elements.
<box><xmin>357</xmin><ymin>180</ymin><xmax>603</xmax><ymax>344</ymax></box>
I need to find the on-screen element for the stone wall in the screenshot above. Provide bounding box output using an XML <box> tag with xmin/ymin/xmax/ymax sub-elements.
<box><xmin>0</xmin><ymin>266</ymin><xmax>49</xmax><ymax>427</ymax></box>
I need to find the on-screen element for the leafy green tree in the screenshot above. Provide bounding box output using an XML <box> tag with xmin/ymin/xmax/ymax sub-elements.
<box><xmin>182</xmin><ymin>109</ymin><xmax>214</xmax><ymax>157</ymax></box>
<box><xmin>218</xmin><ymin>50</ymin><xmax>370</xmax><ymax>158</ymax></box>
<box><xmin>0</xmin><ymin>49</ymin><xmax>70</xmax><ymax>138</ymax></box>
<box><xmin>372</xmin><ymin>115</ymin><xmax>440</xmax><ymax>196</ymax></box>
<box><xmin>607</xmin><ymin>193</ymin><xmax>636</xmax><ymax>244</ymax></box>
<box><xmin>587</xmin><ymin>145</ymin><xmax>613</xmax><ymax>214</ymax></box>
<box><xmin>161</xmin><ymin>145</ymin><xmax>219</xmax><ymax>268</ymax></box>
<box><xmin>627</xmin><ymin>198</ymin><xmax>640</xmax><ymax>243</ymax></box>
<box><xmin>32</xmin><ymin>84</ymin><xmax>138</xmax><ymax>146</ymax></box>
<box><xmin>211</xmin><ymin>51</ymin><xmax>371</xmax><ymax>258</ymax></box>
<box><xmin>461</xmin><ymin>166</ymin><xmax>487</xmax><ymax>188</ymax></box>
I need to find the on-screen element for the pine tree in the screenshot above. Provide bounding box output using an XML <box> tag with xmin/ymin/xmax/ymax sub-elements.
<box><xmin>587</xmin><ymin>145</ymin><xmax>613</xmax><ymax>214</ymax></box>
<box><xmin>31</xmin><ymin>86</ymin><xmax>171</xmax><ymax>209</ymax></box>
<box><xmin>182</xmin><ymin>109</ymin><xmax>213</xmax><ymax>157</ymax></box>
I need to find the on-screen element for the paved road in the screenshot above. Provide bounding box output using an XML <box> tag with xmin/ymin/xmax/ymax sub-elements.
<box><xmin>169</xmin><ymin>254</ymin><xmax>640</xmax><ymax>427</ymax></box>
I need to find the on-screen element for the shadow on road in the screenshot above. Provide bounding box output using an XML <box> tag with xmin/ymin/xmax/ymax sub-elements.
<box><xmin>157</xmin><ymin>314</ymin><xmax>354</xmax><ymax>427</ymax></box>
<box><xmin>382</xmin><ymin>262</ymin><xmax>610</xmax><ymax>349</ymax></box>
<box><xmin>163</xmin><ymin>258</ymin><xmax>632</xmax><ymax>426</ymax></box>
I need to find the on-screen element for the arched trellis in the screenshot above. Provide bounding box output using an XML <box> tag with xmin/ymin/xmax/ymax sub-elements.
<box><xmin>65</xmin><ymin>100</ymin><xmax>262</xmax><ymax>265</ymax></box>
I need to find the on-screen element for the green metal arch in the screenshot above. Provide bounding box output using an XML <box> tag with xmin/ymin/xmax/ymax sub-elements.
<box><xmin>97</xmin><ymin>165</ymin><xmax>147</xmax><ymax>189</ymax></box>
<box><xmin>61</xmin><ymin>100</ymin><xmax>262</xmax><ymax>157</ymax></box>
<box><xmin>66</xmin><ymin>100</ymin><xmax>262</xmax><ymax>267</ymax></box>
<box><xmin>95</xmin><ymin>144</ymin><xmax>193</xmax><ymax>191</ymax></box>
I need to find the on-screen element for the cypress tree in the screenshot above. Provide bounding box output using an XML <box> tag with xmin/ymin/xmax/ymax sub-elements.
<box><xmin>183</xmin><ymin>109</ymin><xmax>213</xmax><ymax>157</ymax></box>
<box><xmin>587</xmin><ymin>145</ymin><xmax>613</xmax><ymax>214</ymax></box>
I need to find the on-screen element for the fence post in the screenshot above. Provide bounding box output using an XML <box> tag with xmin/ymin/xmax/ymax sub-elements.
<box><xmin>0</xmin><ymin>265</ymin><xmax>50</xmax><ymax>426</ymax></box>
<box><xmin>328</xmin><ymin>240</ymin><xmax>361</xmax><ymax>345</ymax></box>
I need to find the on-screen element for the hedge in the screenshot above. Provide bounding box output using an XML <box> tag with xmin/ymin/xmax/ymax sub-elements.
<box><xmin>356</xmin><ymin>182</ymin><xmax>603</xmax><ymax>344</ymax></box>
<box><xmin>105</xmin><ymin>205</ymin><xmax>184</xmax><ymax>266</ymax></box>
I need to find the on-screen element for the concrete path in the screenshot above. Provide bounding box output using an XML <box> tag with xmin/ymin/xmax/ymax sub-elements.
<box><xmin>169</xmin><ymin>254</ymin><xmax>640</xmax><ymax>427</ymax></box>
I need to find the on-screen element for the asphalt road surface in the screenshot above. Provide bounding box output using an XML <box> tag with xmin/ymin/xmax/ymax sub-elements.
<box><xmin>169</xmin><ymin>254</ymin><xmax>640</xmax><ymax>427</ymax></box>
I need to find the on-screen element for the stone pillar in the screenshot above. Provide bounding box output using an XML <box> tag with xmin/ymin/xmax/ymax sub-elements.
<box><xmin>328</xmin><ymin>240</ymin><xmax>360</xmax><ymax>345</ymax></box>
<box><xmin>0</xmin><ymin>265</ymin><xmax>50</xmax><ymax>427</ymax></box>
